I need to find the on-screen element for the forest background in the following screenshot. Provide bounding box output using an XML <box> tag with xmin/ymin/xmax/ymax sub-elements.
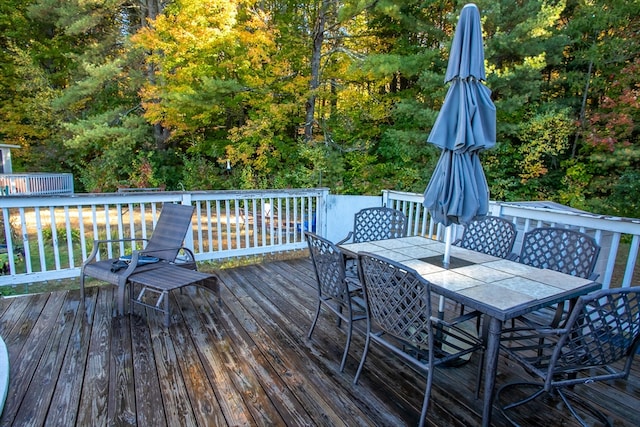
<box><xmin>0</xmin><ymin>0</ymin><xmax>639</xmax><ymax>218</ymax></box>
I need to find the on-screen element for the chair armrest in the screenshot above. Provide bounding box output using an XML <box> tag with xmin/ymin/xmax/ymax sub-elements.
<box><xmin>336</xmin><ymin>232</ymin><xmax>354</xmax><ymax>245</ymax></box>
<box><xmin>449</xmin><ymin>309</ymin><xmax>482</xmax><ymax>326</ymax></box>
<box><xmin>83</xmin><ymin>238</ymin><xmax>148</xmax><ymax>266</ymax></box>
<box><xmin>500</xmin><ymin>324</ymin><xmax>566</xmax><ymax>338</ymax></box>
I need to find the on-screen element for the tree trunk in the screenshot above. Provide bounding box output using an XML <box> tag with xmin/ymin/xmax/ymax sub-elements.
<box><xmin>139</xmin><ymin>0</ymin><xmax>170</xmax><ymax>148</ymax></box>
<box><xmin>305</xmin><ymin>0</ymin><xmax>330</xmax><ymax>143</ymax></box>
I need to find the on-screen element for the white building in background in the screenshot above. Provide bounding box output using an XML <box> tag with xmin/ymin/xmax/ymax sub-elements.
<box><xmin>0</xmin><ymin>144</ymin><xmax>74</xmax><ymax>196</ymax></box>
<box><xmin>0</xmin><ymin>144</ymin><xmax>19</xmax><ymax>174</ymax></box>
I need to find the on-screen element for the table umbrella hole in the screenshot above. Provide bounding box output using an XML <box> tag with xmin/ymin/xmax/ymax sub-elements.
<box><xmin>420</xmin><ymin>255</ymin><xmax>475</xmax><ymax>269</ymax></box>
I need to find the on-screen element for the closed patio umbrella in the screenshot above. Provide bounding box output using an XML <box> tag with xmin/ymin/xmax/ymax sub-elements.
<box><xmin>424</xmin><ymin>3</ymin><xmax>495</xmax><ymax>268</ymax></box>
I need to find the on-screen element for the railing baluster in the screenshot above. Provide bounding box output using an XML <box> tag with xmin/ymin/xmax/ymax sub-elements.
<box><xmin>622</xmin><ymin>235</ymin><xmax>639</xmax><ymax>288</ymax></box>
<box><xmin>64</xmin><ymin>206</ymin><xmax>74</xmax><ymax>268</ymax></box>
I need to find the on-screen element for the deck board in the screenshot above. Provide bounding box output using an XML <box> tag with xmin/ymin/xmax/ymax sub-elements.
<box><xmin>0</xmin><ymin>257</ymin><xmax>638</xmax><ymax>426</ymax></box>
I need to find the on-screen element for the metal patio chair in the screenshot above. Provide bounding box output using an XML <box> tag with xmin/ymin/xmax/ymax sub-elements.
<box><xmin>337</xmin><ymin>206</ymin><xmax>408</xmax><ymax>245</ymax></box>
<box><xmin>353</xmin><ymin>252</ymin><xmax>484</xmax><ymax>427</ymax></box>
<box><xmin>337</xmin><ymin>206</ymin><xmax>408</xmax><ymax>280</ymax></box>
<box><xmin>453</xmin><ymin>215</ymin><xmax>517</xmax><ymax>259</ymax></box>
<box><xmin>80</xmin><ymin>203</ymin><xmax>196</xmax><ymax>315</ymax></box>
<box><xmin>305</xmin><ymin>232</ymin><xmax>366</xmax><ymax>372</ymax></box>
<box><xmin>497</xmin><ymin>286</ymin><xmax>640</xmax><ymax>427</ymax></box>
<box><xmin>515</xmin><ymin>227</ymin><xmax>601</xmax><ymax>328</ymax></box>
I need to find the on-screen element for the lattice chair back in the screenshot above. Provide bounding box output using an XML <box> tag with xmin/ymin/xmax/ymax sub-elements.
<box><xmin>358</xmin><ymin>251</ymin><xmax>433</xmax><ymax>346</ymax></box>
<box><xmin>306</xmin><ymin>232</ymin><xmax>350</xmax><ymax>304</ymax></box>
<box><xmin>518</xmin><ymin>227</ymin><xmax>601</xmax><ymax>279</ymax></box>
<box><xmin>351</xmin><ymin>207</ymin><xmax>408</xmax><ymax>243</ymax></box>
<box><xmin>454</xmin><ymin>216</ymin><xmax>517</xmax><ymax>258</ymax></box>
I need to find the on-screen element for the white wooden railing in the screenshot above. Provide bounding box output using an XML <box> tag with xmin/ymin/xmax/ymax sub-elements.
<box><xmin>383</xmin><ymin>190</ymin><xmax>640</xmax><ymax>290</ymax></box>
<box><xmin>0</xmin><ymin>187</ymin><xmax>638</xmax><ymax>293</ymax></box>
<box><xmin>0</xmin><ymin>189</ymin><xmax>327</xmax><ymax>289</ymax></box>
<box><xmin>0</xmin><ymin>173</ymin><xmax>74</xmax><ymax>196</ymax></box>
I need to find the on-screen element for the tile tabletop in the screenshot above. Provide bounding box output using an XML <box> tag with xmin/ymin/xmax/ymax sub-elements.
<box><xmin>340</xmin><ymin>236</ymin><xmax>601</xmax><ymax>320</ymax></box>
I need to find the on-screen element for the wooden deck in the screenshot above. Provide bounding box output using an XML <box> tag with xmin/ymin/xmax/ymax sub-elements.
<box><xmin>0</xmin><ymin>257</ymin><xmax>638</xmax><ymax>426</ymax></box>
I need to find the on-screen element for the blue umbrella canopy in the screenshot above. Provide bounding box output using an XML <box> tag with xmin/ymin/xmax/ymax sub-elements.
<box><xmin>424</xmin><ymin>3</ymin><xmax>496</xmax><ymax>227</ymax></box>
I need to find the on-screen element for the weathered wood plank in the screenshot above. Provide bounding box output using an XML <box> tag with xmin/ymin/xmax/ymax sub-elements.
<box><xmin>129</xmin><ymin>310</ymin><xmax>166</xmax><ymax>427</ymax></box>
<box><xmin>1</xmin><ymin>292</ymin><xmax>50</xmax><ymax>363</ymax></box>
<box><xmin>76</xmin><ymin>285</ymin><xmax>114</xmax><ymax>426</ymax></box>
<box><xmin>219</xmin><ymin>266</ymin><xmax>385</xmax><ymax>426</ymax></box>
<box><xmin>1</xmin><ymin>292</ymin><xmax>66</xmax><ymax>426</ymax></box>
<box><xmin>146</xmin><ymin>307</ymin><xmax>198</xmax><ymax>426</ymax></box>
<box><xmin>45</xmin><ymin>288</ymin><xmax>98</xmax><ymax>427</ymax></box>
<box><xmin>194</xmin><ymin>282</ymin><xmax>316</xmax><ymax>426</ymax></box>
<box><xmin>175</xmin><ymin>287</ymin><xmax>286</xmax><ymax>425</ymax></box>
<box><xmin>108</xmin><ymin>314</ymin><xmax>136</xmax><ymax>425</ymax></box>
<box><xmin>12</xmin><ymin>291</ymin><xmax>79</xmax><ymax>426</ymax></box>
<box><xmin>158</xmin><ymin>292</ymin><xmax>233</xmax><ymax>427</ymax></box>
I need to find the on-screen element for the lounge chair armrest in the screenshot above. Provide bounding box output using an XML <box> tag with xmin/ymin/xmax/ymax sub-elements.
<box><xmin>92</xmin><ymin>237</ymin><xmax>147</xmax><ymax>245</ymax></box>
<box><xmin>83</xmin><ymin>237</ymin><xmax>149</xmax><ymax>265</ymax></box>
<box><xmin>177</xmin><ymin>246</ymin><xmax>196</xmax><ymax>261</ymax></box>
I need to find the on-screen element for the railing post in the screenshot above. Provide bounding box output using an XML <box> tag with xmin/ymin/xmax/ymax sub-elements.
<box><xmin>180</xmin><ymin>193</ymin><xmax>195</xmax><ymax>252</ymax></box>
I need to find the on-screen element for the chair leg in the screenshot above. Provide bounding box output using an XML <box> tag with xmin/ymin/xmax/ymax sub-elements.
<box><xmin>498</xmin><ymin>382</ymin><xmax>613</xmax><ymax>427</ymax></box>
<box><xmin>353</xmin><ymin>324</ymin><xmax>371</xmax><ymax>385</ymax></box>
<box><xmin>339</xmin><ymin>318</ymin><xmax>353</xmax><ymax>372</ymax></box>
<box><xmin>117</xmin><ymin>283</ymin><xmax>126</xmax><ymax>316</ymax></box>
<box><xmin>308</xmin><ymin>301</ymin><xmax>322</xmax><ymax>339</ymax></box>
<box><xmin>418</xmin><ymin>369</ymin><xmax>434</xmax><ymax>427</ymax></box>
<box><xmin>497</xmin><ymin>382</ymin><xmax>546</xmax><ymax>426</ymax></box>
<box><xmin>80</xmin><ymin>273</ymin><xmax>86</xmax><ymax>303</ymax></box>
<box><xmin>557</xmin><ymin>389</ymin><xmax>613</xmax><ymax>427</ymax></box>
<box><xmin>475</xmin><ymin>349</ymin><xmax>485</xmax><ymax>399</ymax></box>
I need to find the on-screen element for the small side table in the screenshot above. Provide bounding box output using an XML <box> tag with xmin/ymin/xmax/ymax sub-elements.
<box><xmin>129</xmin><ymin>265</ymin><xmax>219</xmax><ymax>326</ymax></box>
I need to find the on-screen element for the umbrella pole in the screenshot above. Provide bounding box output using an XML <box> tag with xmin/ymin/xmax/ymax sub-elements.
<box><xmin>443</xmin><ymin>225</ymin><xmax>452</xmax><ymax>268</ymax></box>
<box><xmin>437</xmin><ymin>225</ymin><xmax>453</xmax><ymax>346</ymax></box>
<box><xmin>439</xmin><ymin>224</ymin><xmax>452</xmax><ymax>317</ymax></box>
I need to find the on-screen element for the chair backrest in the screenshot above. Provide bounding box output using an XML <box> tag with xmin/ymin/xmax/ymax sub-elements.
<box><xmin>357</xmin><ymin>251</ymin><xmax>433</xmax><ymax>348</ymax></box>
<box><xmin>551</xmin><ymin>287</ymin><xmax>640</xmax><ymax>374</ymax></box>
<box><xmin>351</xmin><ymin>207</ymin><xmax>408</xmax><ymax>243</ymax></box>
<box><xmin>455</xmin><ymin>216</ymin><xmax>517</xmax><ymax>258</ymax></box>
<box><xmin>518</xmin><ymin>227</ymin><xmax>601</xmax><ymax>279</ymax></box>
<box><xmin>142</xmin><ymin>203</ymin><xmax>195</xmax><ymax>261</ymax></box>
<box><xmin>305</xmin><ymin>232</ymin><xmax>350</xmax><ymax>304</ymax></box>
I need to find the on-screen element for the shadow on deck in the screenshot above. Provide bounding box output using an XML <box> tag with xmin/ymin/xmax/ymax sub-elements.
<box><xmin>0</xmin><ymin>257</ymin><xmax>638</xmax><ymax>426</ymax></box>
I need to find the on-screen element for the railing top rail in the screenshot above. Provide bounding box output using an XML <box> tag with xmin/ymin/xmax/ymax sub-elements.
<box><xmin>383</xmin><ymin>189</ymin><xmax>640</xmax><ymax>235</ymax></box>
<box><xmin>495</xmin><ymin>202</ymin><xmax>640</xmax><ymax>234</ymax></box>
<box><xmin>0</xmin><ymin>188</ymin><xmax>330</xmax><ymax>209</ymax></box>
<box><xmin>0</xmin><ymin>173</ymin><xmax>74</xmax><ymax>176</ymax></box>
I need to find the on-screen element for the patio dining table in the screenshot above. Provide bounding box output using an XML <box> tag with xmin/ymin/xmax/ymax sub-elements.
<box><xmin>339</xmin><ymin>235</ymin><xmax>601</xmax><ymax>426</ymax></box>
